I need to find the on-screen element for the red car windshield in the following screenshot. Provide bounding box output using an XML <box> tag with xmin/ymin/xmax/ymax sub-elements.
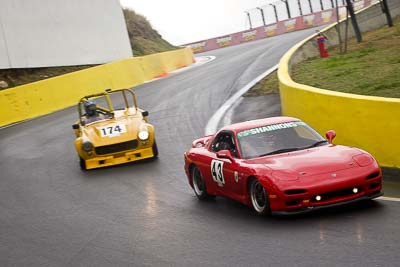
<box><xmin>237</xmin><ymin>121</ymin><xmax>327</xmax><ymax>159</ymax></box>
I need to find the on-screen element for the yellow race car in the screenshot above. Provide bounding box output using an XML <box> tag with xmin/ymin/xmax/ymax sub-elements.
<box><xmin>72</xmin><ymin>88</ymin><xmax>157</xmax><ymax>170</ymax></box>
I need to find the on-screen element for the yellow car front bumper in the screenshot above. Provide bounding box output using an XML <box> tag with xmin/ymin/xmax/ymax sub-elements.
<box><xmin>84</xmin><ymin>146</ymin><xmax>155</xmax><ymax>169</ymax></box>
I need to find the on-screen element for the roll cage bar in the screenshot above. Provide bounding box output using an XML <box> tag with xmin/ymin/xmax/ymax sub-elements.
<box><xmin>77</xmin><ymin>88</ymin><xmax>139</xmax><ymax>124</ymax></box>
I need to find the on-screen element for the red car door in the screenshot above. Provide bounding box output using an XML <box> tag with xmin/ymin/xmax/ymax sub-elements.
<box><xmin>206</xmin><ymin>131</ymin><xmax>243</xmax><ymax>200</ymax></box>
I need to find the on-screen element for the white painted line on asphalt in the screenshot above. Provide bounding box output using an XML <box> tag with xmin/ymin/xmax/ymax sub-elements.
<box><xmin>172</xmin><ymin>56</ymin><xmax>216</xmax><ymax>74</ymax></box>
<box><xmin>378</xmin><ymin>196</ymin><xmax>400</xmax><ymax>202</ymax></box>
<box><xmin>205</xmin><ymin>64</ymin><xmax>278</xmax><ymax>135</ymax></box>
<box><xmin>223</xmin><ymin>97</ymin><xmax>243</xmax><ymax>127</ymax></box>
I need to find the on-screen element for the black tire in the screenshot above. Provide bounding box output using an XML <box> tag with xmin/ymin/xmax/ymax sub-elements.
<box><xmin>152</xmin><ymin>140</ymin><xmax>158</xmax><ymax>158</ymax></box>
<box><xmin>249</xmin><ymin>178</ymin><xmax>270</xmax><ymax>215</ymax></box>
<box><xmin>79</xmin><ymin>157</ymin><xmax>87</xmax><ymax>170</ymax></box>
<box><xmin>191</xmin><ymin>165</ymin><xmax>210</xmax><ymax>200</ymax></box>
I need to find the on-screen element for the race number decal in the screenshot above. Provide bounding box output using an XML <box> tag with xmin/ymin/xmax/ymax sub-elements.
<box><xmin>99</xmin><ymin>124</ymin><xmax>127</xmax><ymax>137</ymax></box>
<box><xmin>211</xmin><ymin>160</ymin><xmax>225</xmax><ymax>186</ymax></box>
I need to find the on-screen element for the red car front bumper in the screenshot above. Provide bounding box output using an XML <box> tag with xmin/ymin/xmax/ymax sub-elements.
<box><xmin>267</xmin><ymin>167</ymin><xmax>383</xmax><ymax>215</ymax></box>
<box><xmin>270</xmin><ymin>191</ymin><xmax>383</xmax><ymax>215</ymax></box>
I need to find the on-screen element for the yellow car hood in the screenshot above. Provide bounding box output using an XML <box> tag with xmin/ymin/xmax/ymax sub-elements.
<box><xmin>81</xmin><ymin>115</ymin><xmax>145</xmax><ymax>146</ymax></box>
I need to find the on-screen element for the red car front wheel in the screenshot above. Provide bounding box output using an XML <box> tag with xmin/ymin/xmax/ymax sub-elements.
<box><xmin>249</xmin><ymin>178</ymin><xmax>270</xmax><ymax>215</ymax></box>
<box><xmin>192</xmin><ymin>165</ymin><xmax>210</xmax><ymax>200</ymax></box>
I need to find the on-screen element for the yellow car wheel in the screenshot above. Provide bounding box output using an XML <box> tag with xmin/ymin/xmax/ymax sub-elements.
<box><xmin>79</xmin><ymin>157</ymin><xmax>87</xmax><ymax>170</ymax></box>
<box><xmin>152</xmin><ymin>140</ymin><xmax>158</xmax><ymax>158</ymax></box>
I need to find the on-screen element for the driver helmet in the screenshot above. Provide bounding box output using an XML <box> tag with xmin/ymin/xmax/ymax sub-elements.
<box><xmin>84</xmin><ymin>100</ymin><xmax>97</xmax><ymax>117</ymax></box>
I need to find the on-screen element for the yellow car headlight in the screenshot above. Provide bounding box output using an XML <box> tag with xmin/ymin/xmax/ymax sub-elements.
<box><xmin>82</xmin><ymin>141</ymin><xmax>93</xmax><ymax>152</ymax></box>
<box><xmin>138</xmin><ymin>131</ymin><xmax>149</xmax><ymax>141</ymax></box>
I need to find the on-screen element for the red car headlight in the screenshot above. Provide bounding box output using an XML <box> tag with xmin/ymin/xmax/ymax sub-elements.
<box><xmin>353</xmin><ymin>154</ymin><xmax>374</xmax><ymax>167</ymax></box>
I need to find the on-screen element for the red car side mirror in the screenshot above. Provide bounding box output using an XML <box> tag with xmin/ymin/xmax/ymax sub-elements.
<box><xmin>325</xmin><ymin>130</ymin><xmax>336</xmax><ymax>144</ymax></box>
<box><xmin>216</xmin><ymin>150</ymin><xmax>234</xmax><ymax>161</ymax></box>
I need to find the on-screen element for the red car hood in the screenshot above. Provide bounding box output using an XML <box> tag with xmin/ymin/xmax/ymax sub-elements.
<box><xmin>243</xmin><ymin>145</ymin><xmax>365</xmax><ymax>180</ymax></box>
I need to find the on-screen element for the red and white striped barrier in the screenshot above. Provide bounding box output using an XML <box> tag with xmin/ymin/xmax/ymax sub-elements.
<box><xmin>185</xmin><ymin>0</ymin><xmax>374</xmax><ymax>53</ymax></box>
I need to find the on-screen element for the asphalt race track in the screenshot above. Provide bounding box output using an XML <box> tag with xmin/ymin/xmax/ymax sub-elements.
<box><xmin>1</xmin><ymin>28</ymin><xmax>400</xmax><ymax>266</ymax></box>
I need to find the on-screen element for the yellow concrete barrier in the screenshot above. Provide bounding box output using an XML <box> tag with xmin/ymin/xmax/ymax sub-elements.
<box><xmin>0</xmin><ymin>47</ymin><xmax>194</xmax><ymax>127</ymax></box>
<box><xmin>278</xmin><ymin>36</ymin><xmax>400</xmax><ymax>168</ymax></box>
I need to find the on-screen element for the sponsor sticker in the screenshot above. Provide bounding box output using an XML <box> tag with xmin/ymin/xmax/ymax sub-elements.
<box><xmin>321</xmin><ymin>11</ymin><xmax>333</xmax><ymax>23</ymax></box>
<box><xmin>264</xmin><ymin>25</ymin><xmax>277</xmax><ymax>36</ymax></box>
<box><xmin>237</xmin><ymin>121</ymin><xmax>306</xmax><ymax>139</ymax></box>
<box><xmin>284</xmin><ymin>19</ymin><xmax>296</xmax><ymax>31</ymax></box>
<box><xmin>211</xmin><ymin>160</ymin><xmax>225</xmax><ymax>186</ymax></box>
<box><xmin>190</xmin><ymin>42</ymin><xmax>206</xmax><ymax>53</ymax></box>
<box><xmin>99</xmin><ymin>124</ymin><xmax>127</xmax><ymax>137</ymax></box>
<box><xmin>242</xmin><ymin>30</ymin><xmax>257</xmax><ymax>41</ymax></box>
<box><xmin>216</xmin><ymin>36</ymin><xmax>232</xmax><ymax>47</ymax></box>
<box><xmin>303</xmin><ymin>15</ymin><xmax>315</xmax><ymax>26</ymax></box>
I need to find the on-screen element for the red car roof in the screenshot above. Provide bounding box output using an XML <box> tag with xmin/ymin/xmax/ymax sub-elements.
<box><xmin>220</xmin><ymin>116</ymin><xmax>301</xmax><ymax>133</ymax></box>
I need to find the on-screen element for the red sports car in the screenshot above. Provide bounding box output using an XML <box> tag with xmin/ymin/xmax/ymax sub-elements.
<box><xmin>184</xmin><ymin>117</ymin><xmax>383</xmax><ymax>215</ymax></box>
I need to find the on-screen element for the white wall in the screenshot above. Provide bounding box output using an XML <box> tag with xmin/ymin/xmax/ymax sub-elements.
<box><xmin>0</xmin><ymin>0</ymin><xmax>132</xmax><ymax>69</ymax></box>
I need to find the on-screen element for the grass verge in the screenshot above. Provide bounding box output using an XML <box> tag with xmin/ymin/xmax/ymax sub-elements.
<box><xmin>244</xmin><ymin>70</ymin><xmax>279</xmax><ymax>97</ymax></box>
<box><xmin>247</xmin><ymin>16</ymin><xmax>400</xmax><ymax>98</ymax></box>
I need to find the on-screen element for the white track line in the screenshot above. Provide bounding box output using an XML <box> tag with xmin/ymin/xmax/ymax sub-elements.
<box><xmin>378</xmin><ymin>196</ymin><xmax>400</xmax><ymax>202</ymax></box>
<box><xmin>205</xmin><ymin>64</ymin><xmax>278</xmax><ymax>135</ymax></box>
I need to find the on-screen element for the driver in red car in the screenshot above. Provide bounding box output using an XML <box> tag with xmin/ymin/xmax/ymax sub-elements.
<box><xmin>240</xmin><ymin>131</ymin><xmax>281</xmax><ymax>159</ymax></box>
